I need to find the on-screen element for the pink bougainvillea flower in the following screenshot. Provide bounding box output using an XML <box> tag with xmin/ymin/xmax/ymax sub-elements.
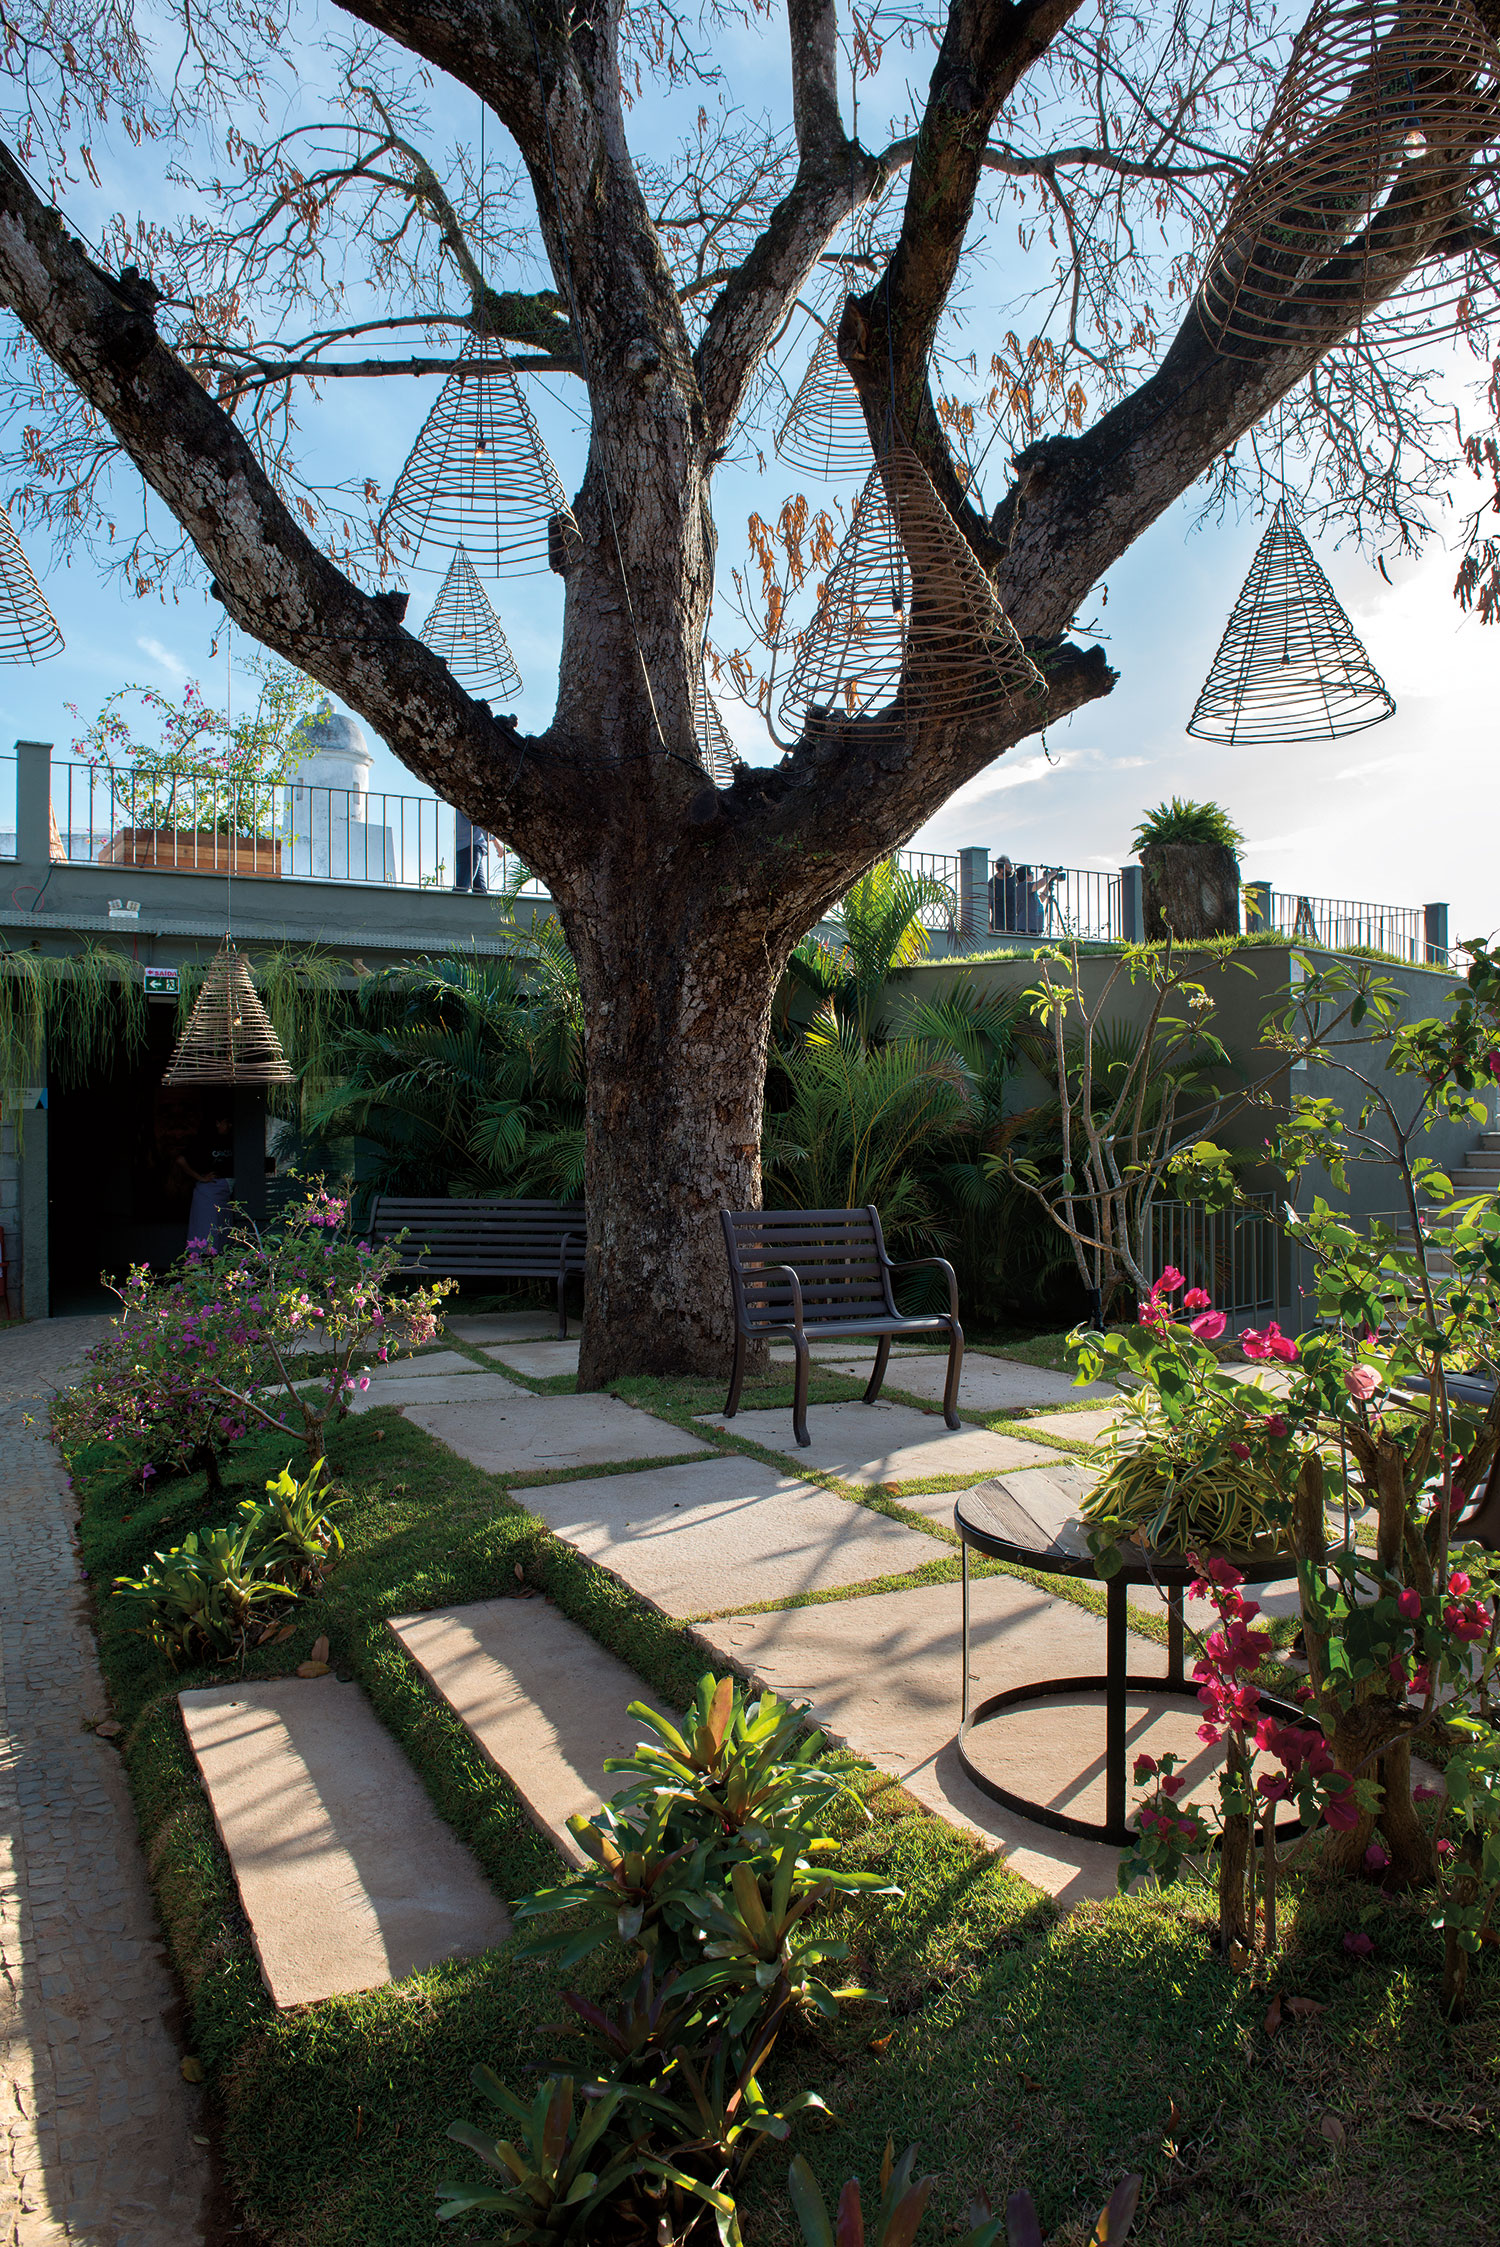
<box><xmin>1241</xmin><ymin>1321</ymin><xmax>1298</xmax><ymax>1363</ymax></box>
<box><xmin>1413</xmin><ymin>1781</ymin><xmax>1443</xmax><ymax>1803</ymax></box>
<box><xmin>1323</xmin><ymin>1791</ymin><xmax>1361</xmax><ymax>1832</ymax></box>
<box><xmin>1264</xmin><ymin>1413</ymin><xmax>1288</xmax><ymax>1438</ymax></box>
<box><xmin>1156</xmin><ymin>1266</ymin><xmax>1185</xmax><ymax>1293</ymax></box>
<box><xmin>1228</xmin><ymin>1440</ymin><xmax>1251</xmax><ymax>1460</ymax></box>
<box><xmin>1397</xmin><ymin>1588</ymin><xmax>1421</xmax><ymax>1620</ymax></box>
<box><xmin>1342</xmin><ymin>1931</ymin><xmax>1375</xmax><ymax>1958</ymax></box>
<box><xmin>1363</xmin><ymin>1842</ymin><xmax>1390</xmax><ymax>1873</ymax></box>
<box><xmin>1191</xmin><ymin>1309</ymin><xmax>1228</xmax><ymax>1342</ymax></box>
<box><xmin>1448</xmin><ymin>1569</ymin><xmax>1472</xmax><ymax>1597</ymax></box>
<box><xmin>1344</xmin><ymin>1365</ymin><xmax>1379</xmax><ymax>1402</ymax></box>
<box><xmin>1445</xmin><ymin>1602</ymin><xmax>1488</xmax><ymax>1644</ymax></box>
<box><xmin>1486</xmin><ymin>1049</ymin><xmax>1500</xmax><ymax>1080</ymax></box>
<box><xmin>1206</xmin><ymin>1556</ymin><xmax>1245</xmax><ymax>1589</ymax></box>
<box><xmin>1132</xmin><ymin>1753</ymin><xmax>1158</xmax><ymax>1783</ymax></box>
<box><xmin>1183</xmin><ymin>1287</ymin><xmax>1212</xmax><ymax>1311</ymax></box>
<box><xmin>1162</xmin><ymin>1773</ymin><xmax>1186</xmax><ymax>1798</ymax></box>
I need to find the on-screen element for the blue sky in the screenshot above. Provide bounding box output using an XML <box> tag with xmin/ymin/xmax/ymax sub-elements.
<box><xmin>2</xmin><ymin>3</ymin><xmax>1495</xmax><ymax>940</ymax></box>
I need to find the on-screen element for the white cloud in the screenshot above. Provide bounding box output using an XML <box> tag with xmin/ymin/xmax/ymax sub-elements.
<box><xmin>136</xmin><ymin>635</ymin><xmax>189</xmax><ymax>681</ymax></box>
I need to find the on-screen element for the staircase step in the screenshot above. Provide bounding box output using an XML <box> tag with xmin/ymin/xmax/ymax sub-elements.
<box><xmin>179</xmin><ymin>1676</ymin><xmax>510</xmax><ymax>2007</ymax></box>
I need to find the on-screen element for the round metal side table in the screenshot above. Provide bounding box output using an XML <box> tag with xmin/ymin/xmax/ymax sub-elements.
<box><xmin>954</xmin><ymin>1477</ymin><xmax>1303</xmax><ymax>1847</ymax></box>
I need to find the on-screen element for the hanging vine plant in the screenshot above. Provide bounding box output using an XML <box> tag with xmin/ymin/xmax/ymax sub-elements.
<box><xmin>0</xmin><ymin>941</ymin><xmax>149</xmax><ymax>1093</ymax></box>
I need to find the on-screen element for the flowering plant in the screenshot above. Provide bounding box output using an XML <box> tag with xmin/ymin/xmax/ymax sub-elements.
<box><xmin>67</xmin><ymin>662</ymin><xmax>319</xmax><ymax>839</ymax></box>
<box><xmin>1073</xmin><ymin>1270</ymin><xmax>1300</xmax><ymax>1565</ymax></box>
<box><xmin>55</xmin><ymin>1185</ymin><xmax>451</xmax><ymax>1477</ymax></box>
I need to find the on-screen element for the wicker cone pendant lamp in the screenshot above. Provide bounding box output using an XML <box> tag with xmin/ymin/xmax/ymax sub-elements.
<box><xmin>1187</xmin><ymin>501</ymin><xmax>1395</xmax><ymax>744</ymax></box>
<box><xmin>1198</xmin><ymin>0</ymin><xmax>1500</xmax><ymax>360</ymax></box>
<box><xmin>380</xmin><ymin>335</ymin><xmax>578</xmax><ymax>575</ymax></box>
<box><xmin>777</xmin><ymin>443</ymin><xmax>1042</xmax><ymax>741</ymax></box>
<box><xmin>0</xmin><ymin>501</ymin><xmax>63</xmax><ymax>663</ymax></box>
<box><xmin>163</xmin><ymin>940</ymin><xmax>295</xmax><ymax>1087</ymax></box>
<box><xmin>420</xmin><ymin>545</ymin><xmax>523</xmax><ymax>701</ymax></box>
<box><xmin>774</xmin><ymin>303</ymin><xmax>874</xmax><ymax>481</ymax></box>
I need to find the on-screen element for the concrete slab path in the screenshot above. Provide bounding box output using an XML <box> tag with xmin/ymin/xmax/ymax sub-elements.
<box><xmin>0</xmin><ymin>1315</ymin><xmax>211</xmax><ymax>2247</ymax></box>
<box><xmin>826</xmin><ymin>1354</ymin><xmax>1116</xmax><ymax>1413</ymax></box>
<box><xmin>482</xmin><ymin>1340</ymin><xmax>580</xmax><ymax>1379</ymax></box>
<box><xmin>369</xmin><ymin>1349</ymin><xmax>489</xmax><ymax>1380</ymax></box>
<box><xmin>694</xmin><ymin>1399</ymin><xmax>1057</xmax><ymax>1484</ymax></box>
<box><xmin>178</xmin><ymin>1678</ymin><xmax>510</xmax><ymax>2007</ymax></box>
<box><xmin>511</xmin><ymin>1457</ymin><xmax>942</xmax><ymax>1617</ymax></box>
<box><xmin>350</xmin><ymin>1371</ymin><xmax>525</xmax><ymax>1413</ymax></box>
<box><xmin>1013</xmin><ymin>1406</ymin><xmax>1122</xmax><ymax>1449</ymax></box>
<box><xmin>406</xmin><ymin>1393</ymin><xmax>714</xmax><ymax>1476</ymax></box>
<box><xmin>390</xmin><ymin>1599</ymin><xmax>654</xmax><ymax>1865</ymax></box>
<box><xmin>445</xmin><ymin>1312</ymin><xmax>558</xmax><ymax>1342</ymax></box>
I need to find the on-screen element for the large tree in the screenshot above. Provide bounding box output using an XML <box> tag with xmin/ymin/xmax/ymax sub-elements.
<box><xmin>0</xmin><ymin>0</ymin><xmax>1496</xmax><ymax>1380</ymax></box>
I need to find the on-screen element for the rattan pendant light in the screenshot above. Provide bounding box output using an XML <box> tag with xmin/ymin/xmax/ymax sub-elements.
<box><xmin>163</xmin><ymin>940</ymin><xmax>295</xmax><ymax>1086</ymax></box>
<box><xmin>0</xmin><ymin>501</ymin><xmax>63</xmax><ymax>663</ymax></box>
<box><xmin>380</xmin><ymin>335</ymin><xmax>578</xmax><ymax>575</ymax></box>
<box><xmin>420</xmin><ymin>544</ymin><xmax>523</xmax><ymax>701</ymax></box>
<box><xmin>1198</xmin><ymin>0</ymin><xmax>1500</xmax><ymax>360</ymax></box>
<box><xmin>1186</xmin><ymin>500</ymin><xmax>1395</xmax><ymax>743</ymax></box>
<box><xmin>774</xmin><ymin>299</ymin><xmax>874</xmax><ymax>481</ymax></box>
<box><xmin>777</xmin><ymin>442</ymin><xmax>1042</xmax><ymax>741</ymax></box>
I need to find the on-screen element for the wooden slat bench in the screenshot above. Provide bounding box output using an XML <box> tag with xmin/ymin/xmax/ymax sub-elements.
<box><xmin>719</xmin><ymin>1204</ymin><xmax>963</xmax><ymax>1447</ymax></box>
<box><xmin>369</xmin><ymin>1196</ymin><xmax>586</xmax><ymax>1337</ymax></box>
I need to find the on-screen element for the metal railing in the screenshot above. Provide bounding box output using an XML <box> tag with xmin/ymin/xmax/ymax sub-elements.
<box><xmin>47</xmin><ymin>761</ymin><xmax>549</xmax><ymax>897</ymax></box>
<box><xmin>1149</xmin><ymin>1193</ymin><xmax>1284</xmax><ymax>1327</ymax></box>
<box><xmin>1264</xmin><ymin>890</ymin><xmax>1430</xmax><ymax>963</ymax></box>
<box><xmin>989</xmin><ymin>863</ymin><xmax>1121</xmax><ymax>943</ymax></box>
<box><xmin>893</xmin><ymin>849</ymin><xmax>961</xmax><ymax>933</ymax></box>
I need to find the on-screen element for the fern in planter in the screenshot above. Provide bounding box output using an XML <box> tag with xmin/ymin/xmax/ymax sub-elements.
<box><xmin>1130</xmin><ymin>798</ymin><xmax>1244</xmax><ymax>859</ymax></box>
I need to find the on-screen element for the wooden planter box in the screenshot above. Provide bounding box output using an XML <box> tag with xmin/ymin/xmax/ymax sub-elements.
<box><xmin>96</xmin><ymin>828</ymin><xmax>282</xmax><ymax>878</ymax></box>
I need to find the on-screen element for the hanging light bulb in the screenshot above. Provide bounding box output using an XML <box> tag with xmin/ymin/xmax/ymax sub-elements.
<box><xmin>1404</xmin><ymin>126</ymin><xmax>1428</xmax><ymax>156</ymax></box>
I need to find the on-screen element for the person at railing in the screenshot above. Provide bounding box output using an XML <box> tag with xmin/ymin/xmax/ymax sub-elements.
<box><xmin>174</xmin><ymin>1112</ymin><xmax>234</xmax><ymax>1253</ymax></box>
<box><xmin>990</xmin><ymin>856</ymin><xmax>1053</xmax><ymax>935</ymax></box>
<box><xmin>455</xmin><ymin>811</ymin><xmax>489</xmax><ymax>894</ymax></box>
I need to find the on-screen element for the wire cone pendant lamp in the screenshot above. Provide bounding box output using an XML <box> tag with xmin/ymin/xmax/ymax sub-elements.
<box><xmin>163</xmin><ymin>940</ymin><xmax>295</xmax><ymax>1086</ymax></box>
<box><xmin>1187</xmin><ymin>500</ymin><xmax>1395</xmax><ymax>744</ymax></box>
<box><xmin>691</xmin><ymin>661</ymin><xmax>737</xmax><ymax>786</ymax></box>
<box><xmin>380</xmin><ymin>334</ymin><xmax>578</xmax><ymax>575</ymax></box>
<box><xmin>775</xmin><ymin>301</ymin><xmax>874</xmax><ymax>480</ymax></box>
<box><xmin>420</xmin><ymin>545</ymin><xmax>523</xmax><ymax>701</ymax></box>
<box><xmin>0</xmin><ymin>501</ymin><xmax>63</xmax><ymax>663</ymax></box>
<box><xmin>1197</xmin><ymin>0</ymin><xmax>1500</xmax><ymax>360</ymax></box>
<box><xmin>777</xmin><ymin>442</ymin><xmax>1042</xmax><ymax>741</ymax></box>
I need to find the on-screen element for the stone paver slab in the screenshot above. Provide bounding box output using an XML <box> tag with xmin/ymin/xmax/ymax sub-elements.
<box><xmin>694</xmin><ymin>1399</ymin><xmax>1055</xmax><ymax>1485</ymax></box>
<box><xmin>483</xmin><ymin>1339</ymin><xmax>580</xmax><ymax>1378</ymax></box>
<box><xmin>179</xmin><ymin>1678</ymin><xmax>509</xmax><ymax>2006</ymax></box>
<box><xmin>406</xmin><ymin>1392</ymin><xmax>713</xmax><ymax>1475</ymax></box>
<box><xmin>351</xmin><ymin>1371</ymin><xmax>525</xmax><ymax>1412</ymax></box>
<box><xmin>370</xmin><ymin>1349</ymin><xmax>486</xmax><ymax>1379</ymax></box>
<box><xmin>447</xmin><ymin>1311</ymin><xmax>558</xmax><ymax>1341</ymax></box>
<box><xmin>697</xmin><ymin>1573</ymin><xmax>1178</xmax><ymax>1904</ymax></box>
<box><xmin>391</xmin><ymin>1599</ymin><xmax>657</xmax><ymax>1866</ymax></box>
<box><xmin>768</xmin><ymin>1340</ymin><xmax>927</xmax><ymax>1363</ymax></box>
<box><xmin>511</xmin><ymin>1456</ymin><xmax>941</xmax><ymax>1616</ymax></box>
<box><xmin>1013</xmin><ymin>1406</ymin><xmax>1122</xmax><ymax>1448</ymax></box>
<box><xmin>825</xmin><ymin>1355</ymin><xmax>1115</xmax><ymax>1412</ymax></box>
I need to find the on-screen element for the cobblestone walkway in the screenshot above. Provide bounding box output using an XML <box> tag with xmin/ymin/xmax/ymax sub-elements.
<box><xmin>0</xmin><ymin>1320</ymin><xmax>211</xmax><ymax>2245</ymax></box>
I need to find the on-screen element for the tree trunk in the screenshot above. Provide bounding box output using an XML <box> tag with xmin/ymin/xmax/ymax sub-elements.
<box><xmin>1140</xmin><ymin>844</ymin><xmax>1240</xmax><ymax>941</ymax></box>
<box><xmin>563</xmin><ymin>888</ymin><xmax>787</xmax><ymax>1389</ymax></box>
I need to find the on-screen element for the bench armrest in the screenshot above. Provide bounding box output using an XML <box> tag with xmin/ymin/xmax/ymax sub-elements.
<box><xmin>745</xmin><ymin>1260</ymin><xmax>804</xmax><ymax>1334</ymax></box>
<box><xmin>883</xmin><ymin>1253</ymin><xmax>959</xmax><ymax>1324</ymax></box>
<box><xmin>558</xmin><ymin>1230</ymin><xmax>586</xmax><ymax>1266</ymax></box>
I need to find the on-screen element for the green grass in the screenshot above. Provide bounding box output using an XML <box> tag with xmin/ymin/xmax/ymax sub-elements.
<box><xmin>67</xmin><ymin>1390</ymin><xmax>1497</xmax><ymax>2247</ymax></box>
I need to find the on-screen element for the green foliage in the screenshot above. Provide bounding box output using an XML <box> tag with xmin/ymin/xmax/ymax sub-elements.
<box><xmin>451</xmin><ymin>1674</ymin><xmax>898</xmax><ymax>2241</ymax></box>
<box><xmin>68</xmin><ymin>663</ymin><xmax>321</xmax><ymax>836</ymax></box>
<box><xmin>305</xmin><ymin>932</ymin><xmax>584</xmax><ymax>1198</ymax></box>
<box><xmin>1130</xmin><ymin>798</ymin><xmax>1244</xmax><ymax>856</ymax></box>
<box><xmin>112</xmin><ymin>1514</ymin><xmax>293</xmax><ymax>1661</ymax></box>
<box><xmin>787</xmin><ymin>2144</ymin><xmax>1140</xmax><ymax>2247</ymax></box>
<box><xmin>783</xmin><ymin>857</ymin><xmax>955</xmax><ymax>1045</ymax></box>
<box><xmin>249</xmin><ymin>1455</ymin><xmax>348</xmax><ymax>1583</ymax></box>
<box><xmin>0</xmin><ymin>940</ymin><xmax>149</xmax><ymax>1097</ymax></box>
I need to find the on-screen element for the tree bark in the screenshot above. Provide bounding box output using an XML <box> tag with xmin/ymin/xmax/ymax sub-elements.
<box><xmin>1141</xmin><ymin>844</ymin><xmax>1240</xmax><ymax>942</ymax></box>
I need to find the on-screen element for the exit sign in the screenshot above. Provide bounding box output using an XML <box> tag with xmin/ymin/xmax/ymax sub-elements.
<box><xmin>144</xmin><ymin>966</ymin><xmax>180</xmax><ymax>998</ymax></box>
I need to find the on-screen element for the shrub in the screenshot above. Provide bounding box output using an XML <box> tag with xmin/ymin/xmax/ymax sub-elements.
<box><xmin>1130</xmin><ymin>797</ymin><xmax>1244</xmax><ymax>856</ymax></box>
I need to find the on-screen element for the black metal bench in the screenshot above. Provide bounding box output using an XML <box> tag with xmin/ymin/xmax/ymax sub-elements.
<box><xmin>719</xmin><ymin>1204</ymin><xmax>963</xmax><ymax>1447</ymax></box>
<box><xmin>369</xmin><ymin>1196</ymin><xmax>586</xmax><ymax>1337</ymax></box>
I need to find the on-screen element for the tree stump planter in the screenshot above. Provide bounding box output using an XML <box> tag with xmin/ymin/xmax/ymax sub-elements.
<box><xmin>1141</xmin><ymin>842</ymin><xmax>1240</xmax><ymax>940</ymax></box>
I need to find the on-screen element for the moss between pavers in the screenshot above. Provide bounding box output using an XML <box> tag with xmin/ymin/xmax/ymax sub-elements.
<box><xmin>67</xmin><ymin>1399</ymin><xmax>1497</xmax><ymax>2247</ymax></box>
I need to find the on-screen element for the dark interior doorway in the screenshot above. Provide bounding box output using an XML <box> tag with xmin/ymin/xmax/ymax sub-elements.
<box><xmin>47</xmin><ymin>1003</ymin><xmax>271</xmax><ymax>1313</ymax></box>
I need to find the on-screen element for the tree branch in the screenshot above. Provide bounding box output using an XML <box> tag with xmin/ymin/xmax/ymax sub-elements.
<box><xmin>0</xmin><ymin>140</ymin><xmax>571</xmax><ymax>841</ymax></box>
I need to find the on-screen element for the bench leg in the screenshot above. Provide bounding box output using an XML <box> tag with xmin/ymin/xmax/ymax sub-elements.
<box><xmin>863</xmin><ymin>1335</ymin><xmax>892</xmax><ymax>1406</ymax></box>
<box><xmin>791</xmin><ymin>1336</ymin><xmax>812</xmax><ymax>1447</ymax></box>
<box><xmin>942</xmin><ymin>1322</ymin><xmax>965</xmax><ymax>1430</ymax></box>
<box><xmin>723</xmin><ymin>1334</ymin><xmax>747</xmax><ymax>1421</ymax></box>
<box><xmin>557</xmin><ymin>1271</ymin><xmax>569</xmax><ymax>1341</ymax></box>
